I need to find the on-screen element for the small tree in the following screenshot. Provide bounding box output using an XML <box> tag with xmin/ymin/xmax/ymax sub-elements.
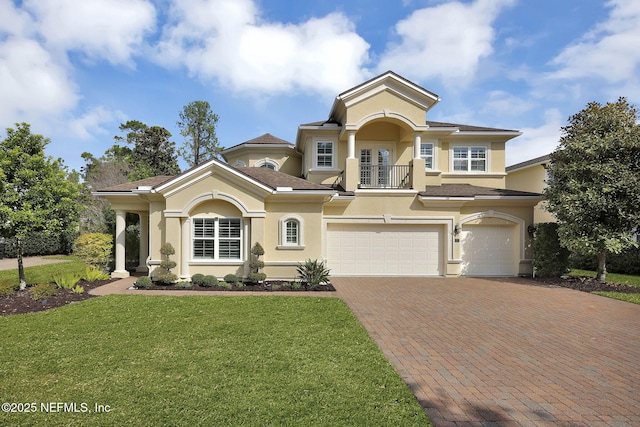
<box><xmin>177</xmin><ymin>101</ymin><xmax>221</xmax><ymax>167</ymax></box>
<box><xmin>0</xmin><ymin>123</ymin><xmax>81</xmax><ymax>289</ymax></box>
<box><xmin>247</xmin><ymin>242</ymin><xmax>266</xmax><ymax>283</ymax></box>
<box><xmin>544</xmin><ymin>98</ymin><xmax>640</xmax><ymax>282</ymax></box>
<box><xmin>156</xmin><ymin>242</ymin><xmax>178</xmax><ymax>285</ymax></box>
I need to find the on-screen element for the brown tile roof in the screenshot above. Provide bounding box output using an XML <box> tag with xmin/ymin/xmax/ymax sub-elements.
<box><xmin>223</xmin><ymin>133</ymin><xmax>293</xmax><ymax>151</ymax></box>
<box><xmin>95</xmin><ymin>176</ymin><xmax>175</xmax><ymax>192</ymax></box>
<box><xmin>506</xmin><ymin>154</ymin><xmax>551</xmax><ymax>172</ymax></box>
<box><xmin>419</xmin><ymin>184</ymin><xmax>540</xmax><ymax>198</ymax></box>
<box><xmin>426</xmin><ymin>120</ymin><xmax>518</xmax><ymax>133</ymax></box>
<box><xmin>236</xmin><ymin>167</ymin><xmax>334</xmax><ymax>191</ymax></box>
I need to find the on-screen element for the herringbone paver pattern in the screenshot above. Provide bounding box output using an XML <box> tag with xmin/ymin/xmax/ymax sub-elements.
<box><xmin>332</xmin><ymin>277</ymin><xmax>640</xmax><ymax>427</ymax></box>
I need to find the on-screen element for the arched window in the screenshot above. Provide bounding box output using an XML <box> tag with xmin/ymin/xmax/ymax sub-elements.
<box><xmin>285</xmin><ymin>219</ymin><xmax>299</xmax><ymax>245</ymax></box>
<box><xmin>255</xmin><ymin>159</ymin><xmax>279</xmax><ymax>170</ymax></box>
<box><xmin>278</xmin><ymin>214</ymin><xmax>305</xmax><ymax>249</ymax></box>
<box><xmin>233</xmin><ymin>160</ymin><xmax>247</xmax><ymax>167</ymax></box>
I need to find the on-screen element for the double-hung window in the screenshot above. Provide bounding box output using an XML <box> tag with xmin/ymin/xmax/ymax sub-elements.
<box><xmin>420</xmin><ymin>142</ymin><xmax>434</xmax><ymax>169</ymax></box>
<box><xmin>316</xmin><ymin>141</ymin><xmax>334</xmax><ymax>168</ymax></box>
<box><xmin>453</xmin><ymin>146</ymin><xmax>487</xmax><ymax>172</ymax></box>
<box><xmin>193</xmin><ymin>218</ymin><xmax>242</xmax><ymax>260</ymax></box>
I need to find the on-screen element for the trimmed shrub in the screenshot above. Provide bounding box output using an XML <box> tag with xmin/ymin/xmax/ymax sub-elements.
<box><xmin>155</xmin><ymin>273</ymin><xmax>178</xmax><ymax>286</ymax></box>
<box><xmin>223</xmin><ymin>274</ymin><xmax>238</xmax><ymax>284</ymax></box>
<box><xmin>191</xmin><ymin>273</ymin><xmax>206</xmax><ymax>286</ymax></box>
<box><xmin>199</xmin><ymin>275</ymin><xmax>218</xmax><ymax>287</ymax></box>
<box><xmin>532</xmin><ymin>223</ymin><xmax>570</xmax><ymax>277</ymax></box>
<box><xmin>134</xmin><ymin>276</ymin><xmax>152</xmax><ymax>289</ymax></box>
<box><xmin>247</xmin><ymin>272</ymin><xmax>266</xmax><ymax>283</ymax></box>
<box><xmin>73</xmin><ymin>233</ymin><xmax>113</xmax><ymax>270</ymax></box>
<box><xmin>29</xmin><ymin>283</ymin><xmax>57</xmax><ymax>301</ymax></box>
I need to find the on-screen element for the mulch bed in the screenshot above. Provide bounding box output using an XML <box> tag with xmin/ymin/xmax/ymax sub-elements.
<box><xmin>530</xmin><ymin>275</ymin><xmax>640</xmax><ymax>294</ymax></box>
<box><xmin>139</xmin><ymin>281</ymin><xmax>336</xmax><ymax>292</ymax></box>
<box><xmin>0</xmin><ymin>280</ymin><xmax>115</xmax><ymax>317</ymax></box>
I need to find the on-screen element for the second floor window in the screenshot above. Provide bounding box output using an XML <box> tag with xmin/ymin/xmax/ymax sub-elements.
<box><xmin>453</xmin><ymin>146</ymin><xmax>487</xmax><ymax>172</ymax></box>
<box><xmin>420</xmin><ymin>143</ymin><xmax>434</xmax><ymax>169</ymax></box>
<box><xmin>316</xmin><ymin>141</ymin><xmax>334</xmax><ymax>168</ymax></box>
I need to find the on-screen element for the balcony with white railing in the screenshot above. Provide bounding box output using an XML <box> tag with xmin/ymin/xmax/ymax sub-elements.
<box><xmin>359</xmin><ymin>164</ymin><xmax>411</xmax><ymax>189</ymax></box>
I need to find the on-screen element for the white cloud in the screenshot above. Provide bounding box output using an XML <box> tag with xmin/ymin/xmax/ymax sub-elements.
<box><xmin>506</xmin><ymin>109</ymin><xmax>564</xmax><ymax>166</ymax></box>
<box><xmin>0</xmin><ymin>37</ymin><xmax>78</xmax><ymax>126</ymax></box>
<box><xmin>377</xmin><ymin>0</ymin><xmax>516</xmax><ymax>85</ymax></box>
<box><xmin>485</xmin><ymin>90</ymin><xmax>534</xmax><ymax>117</ymax></box>
<box><xmin>23</xmin><ymin>0</ymin><xmax>157</xmax><ymax>66</ymax></box>
<box><xmin>155</xmin><ymin>0</ymin><xmax>371</xmax><ymax>96</ymax></box>
<box><xmin>68</xmin><ymin>106</ymin><xmax>127</xmax><ymax>140</ymax></box>
<box><xmin>550</xmin><ymin>0</ymin><xmax>640</xmax><ymax>83</ymax></box>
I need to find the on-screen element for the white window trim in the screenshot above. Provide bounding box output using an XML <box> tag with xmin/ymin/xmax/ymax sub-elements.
<box><xmin>192</xmin><ymin>217</ymin><xmax>243</xmax><ymax>261</ymax></box>
<box><xmin>450</xmin><ymin>145</ymin><xmax>489</xmax><ymax>173</ymax></box>
<box><xmin>420</xmin><ymin>142</ymin><xmax>435</xmax><ymax>170</ymax></box>
<box><xmin>255</xmin><ymin>158</ymin><xmax>279</xmax><ymax>171</ymax></box>
<box><xmin>277</xmin><ymin>214</ymin><xmax>305</xmax><ymax>250</ymax></box>
<box><xmin>314</xmin><ymin>140</ymin><xmax>335</xmax><ymax>169</ymax></box>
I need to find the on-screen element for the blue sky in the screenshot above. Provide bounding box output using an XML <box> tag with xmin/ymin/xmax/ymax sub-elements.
<box><xmin>2</xmin><ymin>0</ymin><xmax>639</xmax><ymax>173</ymax></box>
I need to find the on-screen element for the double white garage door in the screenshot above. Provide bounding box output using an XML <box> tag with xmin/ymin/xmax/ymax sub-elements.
<box><xmin>327</xmin><ymin>224</ymin><xmax>442</xmax><ymax>276</ymax></box>
<box><xmin>326</xmin><ymin>223</ymin><xmax>517</xmax><ymax>277</ymax></box>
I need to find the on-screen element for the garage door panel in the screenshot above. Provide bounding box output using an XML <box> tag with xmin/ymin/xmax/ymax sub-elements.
<box><xmin>461</xmin><ymin>225</ymin><xmax>516</xmax><ymax>276</ymax></box>
<box><xmin>327</xmin><ymin>224</ymin><xmax>442</xmax><ymax>276</ymax></box>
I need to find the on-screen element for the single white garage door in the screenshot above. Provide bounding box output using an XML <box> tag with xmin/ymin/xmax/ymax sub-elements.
<box><xmin>460</xmin><ymin>225</ymin><xmax>516</xmax><ymax>276</ymax></box>
<box><xmin>326</xmin><ymin>224</ymin><xmax>442</xmax><ymax>276</ymax></box>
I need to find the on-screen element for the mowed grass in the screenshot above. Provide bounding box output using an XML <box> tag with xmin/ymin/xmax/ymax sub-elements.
<box><xmin>0</xmin><ymin>295</ymin><xmax>431</xmax><ymax>426</ymax></box>
<box><xmin>570</xmin><ymin>269</ymin><xmax>640</xmax><ymax>304</ymax></box>
<box><xmin>0</xmin><ymin>255</ymin><xmax>85</xmax><ymax>286</ymax></box>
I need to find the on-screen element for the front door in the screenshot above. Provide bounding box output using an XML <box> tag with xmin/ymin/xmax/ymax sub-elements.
<box><xmin>360</xmin><ymin>145</ymin><xmax>393</xmax><ymax>187</ymax></box>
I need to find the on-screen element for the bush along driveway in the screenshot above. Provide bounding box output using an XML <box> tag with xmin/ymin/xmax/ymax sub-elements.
<box><xmin>332</xmin><ymin>276</ymin><xmax>640</xmax><ymax>426</ymax></box>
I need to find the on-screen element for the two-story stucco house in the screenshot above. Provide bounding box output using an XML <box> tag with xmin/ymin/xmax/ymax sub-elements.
<box><xmin>95</xmin><ymin>71</ymin><xmax>542</xmax><ymax>280</ymax></box>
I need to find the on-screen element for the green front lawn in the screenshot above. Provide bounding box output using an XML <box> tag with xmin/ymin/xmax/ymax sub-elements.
<box><xmin>570</xmin><ymin>269</ymin><xmax>640</xmax><ymax>288</ymax></box>
<box><xmin>0</xmin><ymin>255</ymin><xmax>85</xmax><ymax>285</ymax></box>
<box><xmin>570</xmin><ymin>269</ymin><xmax>640</xmax><ymax>304</ymax></box>
<box><xmin>0</xmin><ymin>295</ymin><xmax>431</xmax><ymax>426</ymax></box>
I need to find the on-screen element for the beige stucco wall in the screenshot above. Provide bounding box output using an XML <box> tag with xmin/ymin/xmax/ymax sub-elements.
<box><xmin>345</xmin><ymin>90</ymin><xmax>427</xmax><ymax>126</ymax></box>
<box><xmin>506</xmin><ymin>166</ymin><xmax>556</xmax><ymax>223</ymax></box>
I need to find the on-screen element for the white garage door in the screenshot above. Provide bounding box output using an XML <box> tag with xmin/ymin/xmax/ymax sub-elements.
<box><xmin>460</xmin><ymin>225</ymin><xmax>516</xmax><ymax>276</ymax></box>
<box><xmin>326</xmin><ymin>224</ymin><xmax>442</xmax><ymax>276</ymax></box>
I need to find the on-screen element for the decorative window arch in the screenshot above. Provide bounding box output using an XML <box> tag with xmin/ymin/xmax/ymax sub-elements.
<box><xmin>278</xmin><ymin>214</ymin><xmax>305</xmax><ymax>249</ymax></box>
<box><xmin>233</xmin><ymin>160</ymin><xmax>247</xmax><ymax>167</ymax></box>
<box><xmin>255</xmin><ymin>158</ymin><xmax>279</xmax><ymax>170</ymax></box>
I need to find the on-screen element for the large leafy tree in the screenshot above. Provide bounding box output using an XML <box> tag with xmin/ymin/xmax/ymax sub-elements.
<box><xmin>177</xmin><ymin>101</ymin><xmax>221</xmax><ymax>167</ymax></box>
<box><xmin>0</xmin><ymin>123</ymin><xmax>81</xmax><ymax>289</ymax></box>
<box><xmin>115</xmin><ymin>120</ymin><xmax>181</xmax><ymax>179</ymax></box>
<box><xmin>544</xmin><ymin>98</ymin><xmax>640</xmax><ymax>282</ymax></box>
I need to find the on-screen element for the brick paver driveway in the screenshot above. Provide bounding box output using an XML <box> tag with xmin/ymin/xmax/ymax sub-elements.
<box><xmin>333</xmin><ymin>277</ymin><xmax>640</xmax><ymax>426</ymax></box>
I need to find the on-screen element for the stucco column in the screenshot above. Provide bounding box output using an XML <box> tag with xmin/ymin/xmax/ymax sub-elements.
<box><xmin>347</xmin><ymin>131</ymin><xmax>356</xmax><ymax>159</ymax></box>
<box><xmin>413</xmin><ymin>132</ymin><xmax>422</xmax><ymax>159</ymax></box>
<box><xmin>112</xmin><ymin>210</ymin><xmax>129</xmax><ymax>278</ymax></box>
<box><xmin>180</xmin><ymin>217</ymin><xmax>191</xmax><ymax>279</ymax></box>
<box><xmin>136</xmin><ymin>212</ymin><xmax>149</xmax><ymax>273</ymax></box>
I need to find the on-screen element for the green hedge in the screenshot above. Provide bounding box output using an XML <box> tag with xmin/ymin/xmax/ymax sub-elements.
<box><xmin>570</xmin><ymin>246</ymin><xmax>640</xmax><ymax>275</ymax></box>
<box><xmin>533</xmin><ymin>223</ymin><xmax>570</xmax><ymax>277</ymax></box>
<box><xmin>1</xmin><ymin>230</ymin><xmax>78</xmax><ymax>258</ymax></box>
